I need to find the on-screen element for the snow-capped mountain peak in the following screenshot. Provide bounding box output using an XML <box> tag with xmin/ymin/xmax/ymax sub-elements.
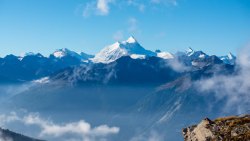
<box><xmin>184</xmin><ymin>47</ymin><xmax>208</xmax><ymax>60</ymax></box>
<box><xmin>126</xmin><ymin>36</ymin><xmax>137</xmax><ymax>44</ymax></box>
<box><xmin>18</xmin><ymin>52</ymin><xmax>44</xmax><ymax>60</ymax></box>
<box><xmin>52</xmin><ymin>48</ymin><xmax>93</xmax><ymax>61</ymax></box>
<box><xmin>20</xmin><ymin>52</ymin><xmax>43</xmax><ymax>57</ymax></box>
<box><xmin>186</xmin><ymin>47</ymin><xmax>195</xmax><ymax>56</ymax></box>
<box><xmin>23</xmin><ymin>52</ymin><xmax>35</xmax><ymax>56</ymax></box>
<box><xmin>227</xmin><ymin>52</ymin><xmax>234</xmax><ymax>60</ymax></box>
<box><xmin>219</xmin><ymin>52</ymin><xmax>236</xmax><ymax>65</ymax></box>
<box><xmin>92</xmin><ymin>36</ymin><xmax>155</xmax><ymax>63</ymax></box>
<box><xmin>53</xmin><ymin>48</ymin><xmax>73</xmax><ymax>58</ymax></box>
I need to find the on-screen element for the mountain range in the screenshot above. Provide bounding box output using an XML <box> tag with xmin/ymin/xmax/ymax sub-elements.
<box><xmin>0</xmin><ymin>36</ymin><xmax>236</xmax><ymax>84</ymax></box>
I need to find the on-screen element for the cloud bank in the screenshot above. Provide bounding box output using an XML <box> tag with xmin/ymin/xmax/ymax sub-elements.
<box><xmin>195</xmin><ymin>45</ymin><xmax>250</xmax><ymax>114</ymax></box>
<box><xmin>0</xmin><ymin>112</ymin><xmax>120</xmax><ymax>141</ymax></box>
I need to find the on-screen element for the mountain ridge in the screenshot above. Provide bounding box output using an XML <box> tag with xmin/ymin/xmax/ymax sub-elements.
<box><xmin>0</xmin><ymin>36</ymin><xmax>236</xmax><ymax>64</ymax></box>
<box><xmin>0</xmin><ymin>37</ymin><xmax>237</xmax><ymax>84</ymax></box>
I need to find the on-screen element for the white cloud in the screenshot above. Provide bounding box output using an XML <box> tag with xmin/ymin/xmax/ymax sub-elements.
<box><xmin>82</xmin><ymin>2</ymin><xmax>96</xmax><ymax>17</ymax></box>
<box><xmin>0</xmin><ymin>112</ymin><xmax>19</xmax><ymax>126</ymax></box>
<box><xmin>127</xmin><ymin>0</ymin><xmax>146</xmax><ymax>12</ymax></box>
<box><xmin>0</xmin><ymin>112</ymin><xmax>120</xmax><ymax>141</ymax></box>
<box><xmin>82</xmin><ymin>0</ymin><xmax>114</xmax><ymax>17</ymax></box>
<box><xmin>113</xmin><ymin>30</ymin><xmax>124</xmax><ymax>41</ymax></box>
<box><xmin>92</xmin><ymin>125</ymin><xmax>119</xmax><ymax>136</ymax></box>
<box><xmin>81</xmin><ymin>0</ymin><xmax>178</xmax><ymax>17</ymax></box>
<box><xmin>96</xmin><ymin>0</ymin><xmax>114</xmax><ymax>15</ymax></box>
<box><xmin>128</xmin><ymin>17</ymin><xmax>138</xmax><ymax>33</ymax></box>
<box><xmin>195</xmin><ymin>44</ymin><xmax>250</xmax><ymax>114</ymax></box>
<box><xmin>112</xmin><ymin>17</ymin><xmax>140</xmax><ymax>41</ymax></box>
<box><xmin>165</xmin><ymin>58</ymin><xmax>190</xmax><ymax>72</ymax></box>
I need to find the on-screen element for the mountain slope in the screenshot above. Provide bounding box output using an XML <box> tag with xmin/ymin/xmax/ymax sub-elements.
<box><xmin>49</xmin><ymin>56</ymin><xmax>181</xmax><ymax>85</ymax></box>
<box><xmin>0</xmin><ymin>127</ymin><xmax>44</xmax><ymax>141</ymax></box>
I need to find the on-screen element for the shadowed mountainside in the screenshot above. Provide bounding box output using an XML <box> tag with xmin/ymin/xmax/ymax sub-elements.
<box><xmin>0</xmin><ymin>127</ymin><xmax>45</xmax><ymax>141</ymax></box>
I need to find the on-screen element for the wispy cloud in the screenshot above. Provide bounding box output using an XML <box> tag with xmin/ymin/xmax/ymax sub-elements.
<box><xmin>195</xmin><ymin>44</ymin><xmax>250</xmax><ymax>114</ymax></box>
<box><xmin>112</xmin><ymin>17</ymin><xmax>139</xmax><ymax>41</ymax></box>
<box><xmin>96</xmin><ymin>0</ymin><xmax>114</xmax><ymax>15</ymax></box>
<box><xmin>82</xmin><ymin>2</ymin><xmax>96</xmax><ymax>17</ymax></box>
<box><xmin>24</xmin><ymin>113</ymin><xmax>119</xmax><ymax>138</ymax></box>
<box><xmin>113</xmin><ymin>30</ymin><xmax>124</xmax><ymax>41</ymax></box>
<box><xmin>128</xmin><ymin>17</ymin><xmax>138</xmax><ymax>33</ymax></box>
<box><xmin>127</xmin><ymin>0</ymin><xmax>146</xmax><ymax>12</ymax></box>
<box><xmin>0</xmin><ymin>112</ymin><xmax>120</xmax><ymax>141</ymax></box>
<box><xmin>0</xmin><ymin>112</ymin><xmax>19</xmax><ymax>126</ymax></box>
<box><xmin>81</xmin><ymin>0</ymin><xmax>178</xmax><ymax>17</ymax></box>
<box><xmin>163</xmin><ymin>58</ymin><xmax>190</xmax><ymax>73</ymax></box>
<box><xmin>82</xmin><ymin>0</ymin><xmax>114</xmax><ymax>17</ymax></box>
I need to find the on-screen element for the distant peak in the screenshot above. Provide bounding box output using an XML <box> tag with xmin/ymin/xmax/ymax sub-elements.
<box><xmin>186</xmin><ymin>47</ymin><xmax>194</xmax><ymax>53</ymax></box>
<box><xmin>56</xmin><ymin>48</ymin><xmax>70</xmax><ymax>52</ymax></box>
<box><xmin>20</xmin><ymin>52</ymin><xmax>43</xmax><ymax>57</ymax></box>
<box><xmin>21</xmin><ymin>52</ymin><xmax>35</xmax><ymax>57</ymax></box>
<box><xmin>126</xmin><ymin>36</ymin><xmax>137</xmax><ymax>43</ymax></box>
<box><xmin>227</xmin><ymin>52</ymin><xmax>235</xmax><ymax>59</ymax></box>
<box><xmin>155</xmin><ymin>49</ymin><xmax>162</xmax><ymax>53</ymax></box>
<box><xmin>185</xmin><ymin>47</ymin><xmax>195</xmax><ymax>56</ymax></box>
<box><xmin>228</xmin><ymin>52</ymin><xmax>233</xmax><ymax>56</ymax></box>
<box><xmin>53</xmin><ymin>48</ymin><xmax>75</xmax><ymax>58</ymax></box>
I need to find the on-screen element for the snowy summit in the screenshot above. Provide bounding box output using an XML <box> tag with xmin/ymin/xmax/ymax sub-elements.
<box><xmin>126</xmin><ymin>36</ymin><xmax>137</xmax><ymax>43</ymax></box>
<box><xmin>52</xmin><ymin>48</ymin><xmax>93</xmax><ymax>61</ymax></box>
<box><xmin>92</xmin><ymin>36</ymin><xmax>156</xmax><ymax>63</ymax></box>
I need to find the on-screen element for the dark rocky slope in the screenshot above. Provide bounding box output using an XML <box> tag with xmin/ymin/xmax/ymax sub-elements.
<box><xmin>0</xmin><ymin>127</ymin><xmax>44</xmax><ymax>141</ymax></box>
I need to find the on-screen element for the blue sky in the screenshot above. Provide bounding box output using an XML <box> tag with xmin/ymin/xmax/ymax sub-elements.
<box><xmin>0</xmin><ymin>0</ymin><xmax>250</xmax><ymax>57</ymax></box>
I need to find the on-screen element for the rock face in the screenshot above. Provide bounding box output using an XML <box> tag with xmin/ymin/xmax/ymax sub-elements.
<box><xmin>182</xmin><ymin>115</ymin><xmax>250</xmax><ymax>141</ymax></box>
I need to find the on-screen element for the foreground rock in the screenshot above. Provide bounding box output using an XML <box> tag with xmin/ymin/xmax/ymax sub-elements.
<box><xmin>182</xmin><ymin>115</ymin><xmax>250</xmax><ymax>141</ymax></box>
<box><xmin>0</xmin><ymin>127</ymin><xmax>44</xmax><ymax>141</ymax></box>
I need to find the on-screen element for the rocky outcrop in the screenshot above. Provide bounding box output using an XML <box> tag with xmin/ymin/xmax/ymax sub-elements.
<box><xmin>182</xmin><ymin>115</ymin><xmax>250</xmax><ymax>141</ymax></box>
